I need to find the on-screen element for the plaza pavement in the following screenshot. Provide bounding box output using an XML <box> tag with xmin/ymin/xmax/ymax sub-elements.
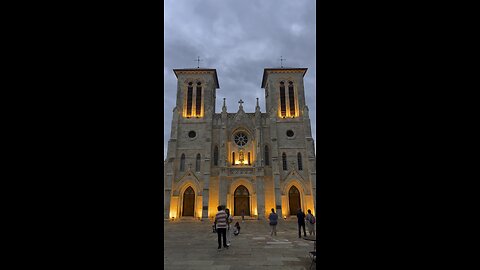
<box><xmin>164</xmin><ymin>218</ymin><xmax>317</xmax><ymax>270</ymax></box>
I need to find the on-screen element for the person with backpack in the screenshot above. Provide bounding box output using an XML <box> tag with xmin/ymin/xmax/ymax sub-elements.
<box><xmin>305</xmin><ymin>209</ymin><xmax>316</xmax><ymax>236</ymax></box>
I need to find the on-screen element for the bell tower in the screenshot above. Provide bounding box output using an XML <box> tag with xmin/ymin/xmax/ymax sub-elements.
<box><xmin>164</xmin><ymin>68</ymin><xmax>220</xmax><ymax>220</ymax></box>
<box><xmin>261</xmin><ymin>68</ymin><xmax>308</xmax><ymax>119</ymax></box>
<box><xmin>260</xmin><ymin>67</ymin><xmax>315</xmax><ymax>218</ymax></box>
<box><xmin>173</xmin><ymin>68</ymin><xmax>219</xmax><ymax>119</ymax></box>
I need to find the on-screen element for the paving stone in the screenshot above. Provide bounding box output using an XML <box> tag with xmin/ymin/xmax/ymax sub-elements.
<box><xmin>171</xmin><ymin>260</ymin><xmax>215</xmax><ymax>266</ymax></box>
<box><xmin>249</xmin><ymin>260</ymin><xmax>284</xmax><ymax>266</ymax></box>
<box><xmin>164</xmin><ymin>219</ymin><xmax>314</xmax><ymax>269</ymax></box>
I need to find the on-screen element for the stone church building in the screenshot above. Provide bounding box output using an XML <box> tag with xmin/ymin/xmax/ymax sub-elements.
<box><xmin>164</xmin><ymin>67</ymin><xmax>316</xmax><ymax>220</ymax></box>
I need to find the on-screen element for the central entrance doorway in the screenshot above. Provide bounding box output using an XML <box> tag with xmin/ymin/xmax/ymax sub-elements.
<box><xmin>182</xmin><ymin>186</ymin><xmax>195</xmax><ymax>216</ymax></box>
<box><xmin>289</xmin><ymin>186</ymin><xmax>301</xmax><ymax>215</ymax></box>
<box><xmin>234</xmin><ymin>185</ymin><xmax>250</xmax><ymax>216</ymax></box>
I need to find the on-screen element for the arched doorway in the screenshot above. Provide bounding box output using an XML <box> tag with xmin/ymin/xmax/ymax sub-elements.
<box><xmin>234</xmin><ymin>185</ymin><xmax>250</xmax><ymax>216</ymax></box>
<box><xmin>289</xmin><ymin>186</ymin><xmax>301</xmax><ymax>215</ymax></box>
<box><xmin>182</xmin><ymin>186</ymin><xmax>195</xmax><ymax>216</ymax></box>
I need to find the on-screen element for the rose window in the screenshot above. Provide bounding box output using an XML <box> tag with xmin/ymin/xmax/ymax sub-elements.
<box><xmin>234</xmin><ymin>132</ymin><xmax>248</xmax><ymax>146</ymax></box>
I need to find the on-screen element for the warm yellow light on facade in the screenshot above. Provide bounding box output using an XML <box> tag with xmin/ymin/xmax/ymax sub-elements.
<box><xmin>277</xmin><ymin>104</ymin><xmax>299</xmax><ymax>118</ymax></box>
<box><xmin>234</xmin><ymin>160</ymin><xmax>247</xmax><ymax>165</ymax></box>
<box><xmin>183</xmin><ymin>109</ymin><xmax>204</xmax><ymax>118</ymax></box>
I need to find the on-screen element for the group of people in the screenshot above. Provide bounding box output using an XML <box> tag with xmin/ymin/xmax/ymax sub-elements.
<box><xmin>214</xmin><ymin>205</ymin><xmax>316</xmax><ymax>250</ymax></box>
<box><xmin>268</xmin><ymin>208</ymin><xmax>316</xmax><ymax>238</ymax></box>
<box><xmin>213</xmin><ymin>205</ymin><xmax>240</xmax><ymax>250</ymax></box>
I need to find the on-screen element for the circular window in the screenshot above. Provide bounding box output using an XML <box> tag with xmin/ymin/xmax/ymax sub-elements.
<box><xmin>286</xmin><ymin>130</ymin><xmax>294</xmax><ymax>137</ymax></box>
<box><xmin>234</xmin><ymin>132</ymin><xmax>248</xmax><ymax>146</ymax></box>
<box><xmin>188</xmin><ymin>131</ymin><xmax>196</xmax><ymax>138</ymax></box>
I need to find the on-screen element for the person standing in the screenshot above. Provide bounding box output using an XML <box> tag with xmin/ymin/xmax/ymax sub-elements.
<box><xmin>268</xmin><ymin>208</ymin><xmax>278</xmax><ymax>236</ymax></box>
<box><xmin>214</xmin><ymin>205</ymin><xmax>228</xmax><ymax>250</ymax></box>
<box><xmin>225</xmin><ymin>208</ymin><xmax>233</xmax><ymax>246</ymax></box>
<box><xmin>305</xmin><ymin>209</ymin><xmax>316</xmax><ymax>236</ymax></box>
<box><xmin>297</xmin><ymin>208</ymin><xmax>307</xmax><ymax>238</ymax></box>
<box><xmin>241</xmin><ymin>209</ymin><xmax>245</xmax><ymax>222</ymax></box>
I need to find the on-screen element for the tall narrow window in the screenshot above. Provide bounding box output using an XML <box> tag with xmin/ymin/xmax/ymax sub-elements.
<box><xmin>232</xmin><ymin>152</ymin><xmax>235</xmax><ymax>165</ymax></box>
<box><xmin>248</xmin><ymin>152</ymin><xmax>251</xmax><ymax>165</ymax></box>
<box><xmin>279</xmin><ymin>82</ymin><xmax>286</xmax><ymax>117</ymax></box>
<box><xmin>196</xmin><ymin>154</ymin><xmax>201</xmax><ymax>172</ymax></box>
<box><xmin>214</xmin><ymin>146</ymin><xmax>218</xmax><ymax>166</ymax></box>
<box><xmin>297</xmin><ymin>153</ymin><xmax>303</xmax><ymax>170</ymax></box>
<box><xmin>180</xmin><ymin>154</ymin><xmax>185</xmax><ymax>172</ymax></box>
<box><xmin>195</xmin><ymin>82</ymin><xmax>202</xmax><ymax>116</ymax></box>
<box><xmin>282</xmin><ymin>153</ymin><xmax>287</xmax><ymax>170</ymax></box>
<box><xmin>288</xmin><ymin>81</ymin><xmax>295</xmax><ymax>116</ymax></box>
<box><xmin>264</xmin><ymin>145</ymin><xmax>270</xmax><ymax>166</ymax></box>
<box><xmin>186</xmin><ymin>82</ymin><xmax>193</xmax><ymax>117</ymax></box>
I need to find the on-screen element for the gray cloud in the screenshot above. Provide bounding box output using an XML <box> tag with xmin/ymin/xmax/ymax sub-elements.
<box><xmin>164</xmin><ymin>0</ymin><xmax>316</xmax><ymax>159</ymax></box>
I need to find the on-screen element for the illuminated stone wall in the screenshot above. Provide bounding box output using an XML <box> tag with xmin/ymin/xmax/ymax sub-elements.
<box><xmin>164</xmin><ymin>68</ymin><xmax>316</xmax><ymax>221</ymax></box>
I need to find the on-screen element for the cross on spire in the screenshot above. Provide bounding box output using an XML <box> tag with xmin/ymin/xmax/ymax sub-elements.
<box><xmin>279</xmin><ymin>56</ymin><xmax>286</xmax><ymax>68</ymax></box>
<box><xmin>194</xmin><ymin>56</ymin><xmax>202</xmax><ymax>68</ymax></box>
<box><xmin>238</xmin><ymin>99</ymin><xmax>244</xmax><ymax>110</ymax></box>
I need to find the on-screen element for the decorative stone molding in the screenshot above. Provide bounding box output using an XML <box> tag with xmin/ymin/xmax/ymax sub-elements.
<box><xmin>229</xmin><ymin>168</ymin><xmax>254</xmax><ymax>175</ymax></box>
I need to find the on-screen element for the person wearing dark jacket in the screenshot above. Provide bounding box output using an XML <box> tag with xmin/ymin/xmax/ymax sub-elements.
<box><xmin>296</xmin><ymin>208</ymin><xmax>307</xmax><ymax>238</ymax></box>
<box><xmin>268</xmin><ymin>208</ymin><xmax>279</xmax><ymax>236</ymax></box>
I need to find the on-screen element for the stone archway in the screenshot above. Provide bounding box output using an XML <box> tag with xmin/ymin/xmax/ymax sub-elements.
<box><xmin>234</xmin><ymin>185</ymin><xmax>250</xmax><ymax>216</ymax></box>
<box><xmin>171</xmin><ymin>175</ymin><xmax>202</xmax><ymax>219</ymax></box>
<box><xmin>281</xmin><ymin>178</ymin><xmax>308</xmax><ymax>218</ymax></box>
<box><xmin>288</xmin><ymin>186</ymin><xmax>301</xmax><ymax>215</ymax></box>
<box><xmin>182</xmin><ymin>186</ymin><xmax>195</xmax><ymax>216</ymax></box>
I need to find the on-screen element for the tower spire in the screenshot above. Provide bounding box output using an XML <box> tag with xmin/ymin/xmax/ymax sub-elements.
<box><xmin>279</xmin><ymin>56</ymin><xmax>286</xmax><ymax>68</ymax></box>
<box><xmin>194</xmin><ymin>56</ymin><xmax>202</xmax><ymax>68</ymax></box>
<box><xmin>222</xmin><ymin>98</ymin><xmax>227</xmax><ymax>112</ymax></box>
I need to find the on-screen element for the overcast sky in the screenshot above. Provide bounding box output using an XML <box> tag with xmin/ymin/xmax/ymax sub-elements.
<box><xmin>164</xmin><ymin>0</ymin><xmax>316</xmax><ymax>159</ymax></box>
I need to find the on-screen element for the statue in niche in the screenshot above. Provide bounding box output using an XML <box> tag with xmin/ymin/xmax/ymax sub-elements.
<box><xmin>238</xmin><ymin>149</ymin><xmax>244</xmax><ymax>164</ymax></box>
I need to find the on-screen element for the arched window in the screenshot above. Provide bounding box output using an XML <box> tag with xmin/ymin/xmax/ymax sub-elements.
<box><xmin>232</xmin><ymin>152</ymin><xmax>235</xmax><ymax>165</ymax></box>
<box><xmin>213</xmin><ymin>146</ymin><xmax>218</xmax><ymax>166</ymax></box>
<box><xmin>264</xmin><ymin>145</ymin><xmax>270</xmax><ymax>166</ymax></box>
<box><xmin>180</xmin><ymin>154</ymin><xmax>185</xmax><ymax>172</ymax></box>
<box><xmin>186</xmin><ymin>82</ymin><xmax>193</xmax><ymax>117</ymax></box>
<box><xmin>288</xmin><ymin>81</ymin><xmax>295</xmax><ymax>116</ymax></box>
<box><xmin>248</xmin><ymin>152</ymin><xmax>251</xmax><ymax>165</ymax></box>
<box><xmin>279</xmin><ymin>82</ymin><xmax>286</xmax><ymax>117</ymax></box>
<box><xmin>195</xmin><ymin>82</ymin><xmax>202</xmax><ymax>116</ymax></box>
<box><xmin>297</xmin><ymin>153</ymin><xmax>303</xmax><ymax>170</ymax></box>
<box><xmin>282</xmin><ymin>152</ymin><xmax>287</xmax><ymax>170</ymax></box>
<box><xmin>195</xmin><ymin>153</ymin><xmax>201</xmax><ymax>172</ymax></box>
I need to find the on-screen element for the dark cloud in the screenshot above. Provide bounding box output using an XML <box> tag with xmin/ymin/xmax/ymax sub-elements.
<box><xmin>164</xmin><ymin>0</ymin><xmax>316</xmax><ymax>159</ymax></box>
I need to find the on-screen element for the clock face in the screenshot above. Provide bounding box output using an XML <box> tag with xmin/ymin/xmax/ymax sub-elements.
<box><xmin>234</xmin><ymin>132</ymin><xmax>248</xmax><ymax>146</ymax></box>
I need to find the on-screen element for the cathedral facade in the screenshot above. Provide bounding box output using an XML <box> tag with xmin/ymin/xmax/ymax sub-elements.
<box><xmin>164</xmin><ymin>67</ymin><xmax>316</xmax><ymax>220</ymax></box>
